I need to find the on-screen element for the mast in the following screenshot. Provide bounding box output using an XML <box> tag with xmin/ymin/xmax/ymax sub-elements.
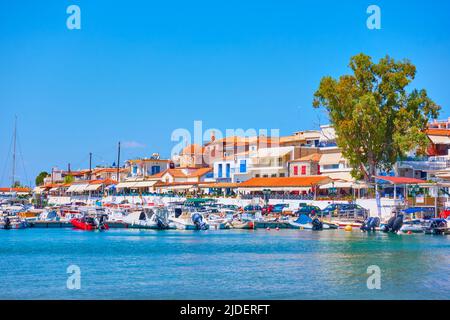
<box><xmin>89</xmin><ymin>152</ymin><xmax>92</xmax><ymax>180</ymax></box>
<box><xmin>11</xmin><ymin>116</ymin><xmax>17</xmax><ymax>190</ymax></box>
<box><xmin>117</xmin><ymin>142</ymin><xmax>121</xmax><ymax>183</ymax></box>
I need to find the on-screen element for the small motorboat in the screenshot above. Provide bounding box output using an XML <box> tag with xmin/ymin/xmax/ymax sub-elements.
<box><xmin>1</xmin><ymin>216</ymin><xmax>29</xmax><ymax>230</ymax></box>
<box><xmin>207</xmin><ymin>215</ymin><xmax>232</xmax><ymax>230</ymax></box>
<box><xmin>123</xmin><ymin>207</ymin><xmax>174</xmax><ymax>230</ymax></box>
<box><xmin>71</xmin><ymin>215</ymin><xmax>109</xmax><ymax>231</ymax></box>
<box><xmin>170</xmin><ymin>212</ymin><xmax>209</xmax><ymax>230</ymax></box>
<box><xmin>400</xmin><ymin>220</ymin><xmax>424</xmax><ymax>234</ymax></box>
<box><xmin>289</xmin><ymin>214</ymin><xmax>329</xmax><ymax>230</ymax></box>
<box><xmin>423</xmin><ymin>219</ymin><xmax>449</xmax><ymax>235</ymax></box>
<box><xmin>230</xmin><ymin>220</ymin><xmax>255</xmax><ymax>230</ymax></box>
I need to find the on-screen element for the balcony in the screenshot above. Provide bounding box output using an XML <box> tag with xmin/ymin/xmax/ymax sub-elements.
<box><xmin>397</xmin><ymin>158</ymin><xmax>450</xmax><ymax>172</ymax></box>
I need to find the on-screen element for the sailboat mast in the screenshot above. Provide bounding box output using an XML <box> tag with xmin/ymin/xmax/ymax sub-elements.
<box><xmin>11</xmin><ymin>116</ymin><xmax>17</xmax><ymax>189</ymax></box>
<box><xmin>117</xmin><ymin>142</ymin><xmax>121</xmax><ymax>183</ymax></box>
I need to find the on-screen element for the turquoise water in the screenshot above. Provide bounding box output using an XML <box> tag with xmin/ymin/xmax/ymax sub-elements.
<box><xmin>0</xmin><ymin>228</ymin><xmax>449</xmax><ymax>300</ymax></box>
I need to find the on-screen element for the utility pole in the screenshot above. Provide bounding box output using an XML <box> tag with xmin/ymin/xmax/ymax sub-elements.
<box><xmin>117</xmin><ymin>142</ymin><xmax>121</xmax><ymax>183</ymax></box>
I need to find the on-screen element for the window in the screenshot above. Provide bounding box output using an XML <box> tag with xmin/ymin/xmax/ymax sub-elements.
<box><xmin>240</xmin><ymin>160</ymin><xmax>247</xmax><ymax>173</ymax></box>
<box><xmin>293</xmin><ymin>165</ymin><xmax>298</xmax><ymax>176</ymax></box>
<box><xmin>255</xmin><ymin>174</ymin><xmax>260</xmax><ymax>178</ymax></box>
<box><xmin>279</xmin><ymin>173</ymin><xmax>285</xmax><ymax>177</ymax></box>
<box><xmin>301</xmin><ymin>166</ymin><xmax>307</xmax><ymax>175</ymax></box>
<box><xmin>151</xmin><ymin>166</ymin><xmax>160</xmax><ymax>175</ymax></box>
<box><xmin>218</xmin><ymin>164</ymin><xmax>223</xmax><ymax>178</ymax></box>
<box><xmin>271</xmin><ymin>174</ymin><xmax>277</xmax><ymax>177</ymax></box>
<box><xmin>226</xmin><ymin>164</ymin><xmax>231</xmax><ymax>178</ymax></box>
<box><xmin>132</xmin><ymin>166</ymin><xmax>138</xmax><ymax>175</ymax></box>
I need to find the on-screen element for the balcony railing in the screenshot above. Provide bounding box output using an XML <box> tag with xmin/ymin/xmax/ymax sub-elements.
<box><xmin>397</xmin><ymin>159</ymin><xmax>450</xmax><ymax>171</ymax></box>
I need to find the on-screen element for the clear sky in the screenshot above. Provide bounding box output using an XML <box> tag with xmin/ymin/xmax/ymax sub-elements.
<box><xmin>1</xmin><ymin>0</ymin><xmax>450</xmax><ymax>186</ymax></box>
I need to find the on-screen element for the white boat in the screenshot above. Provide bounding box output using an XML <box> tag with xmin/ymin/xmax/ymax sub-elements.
<box><xmin>288</xmin><ymin>214</ymin><xmax>330</xmax><ymax>230</ymax></box>
<box><xmin>38</xmin><ymin>210</ymin><xmax>60</xmax><ymax>222</ymax></box>
<box><xmin>123</xmin><ymin>207</ymin><xmax>174</xmax><ymax>230</ymax></box>
<box><xmin>207</xmin><ymin>214</ymin><xmax>231</xmax><ymax>230</ymax></box>
<box><xmin>400</xmin><ymin>220</ymin><xmax>424</xmax><ymax>233</ymax></box>
<box><xmin>170</xmin><ymin>212</ymin><xmax>209</xmax><ymax>230</ymax></box>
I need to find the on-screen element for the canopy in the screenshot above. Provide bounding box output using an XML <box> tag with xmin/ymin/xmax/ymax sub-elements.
<box><xmin>132</xmin><ymin>181</ymin><xmax>158</xmax><ymax>188</ymax></box>
<box><xmin>85</xmin><ymin>184</ymin><xmax>102</xmax><ymax>191</ymax></box>
<box><xmin>116</xmin><ymin>182</ymin><xmax>138</xmax><ymax>189</ymax></box>
<box><xmin>429</xmin><ymin>135</ymin><xmax>450</xmax><ymax>145</ymax></box>
<box><xmin>402</xmin><ymin>207</ymin><xmax>435</xmax><ymax>214</ymax></box>
<box><xmin>375</xmin><ymin>176</ymin><xmax>426</xmax><ymax>185</ymax></box>
<box><xmin>67</xmin><ymin>184</ymin><xmax>89</xmax><ymax>193</ymax></box>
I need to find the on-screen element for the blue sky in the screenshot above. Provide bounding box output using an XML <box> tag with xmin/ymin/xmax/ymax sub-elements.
<box><xmin>1</xmin><ymin>0</ymin><xmax>450</xmax><ymax>186</ymax></box>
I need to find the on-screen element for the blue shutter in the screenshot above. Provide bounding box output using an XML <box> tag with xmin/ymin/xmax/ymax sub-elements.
<box><xmin>226</xmin><ymin>164</ymin><xmax>231</xmax><ymax>178</ymax></box>
<box><xmin>240</xmin><ymin>160</ymin><xmax>247</xmax><ymax>173</ymax></box>
<box><xmin>218</xmin><ymin>164</ymin><xmax>223</xmax><ymax>178</ymax></box>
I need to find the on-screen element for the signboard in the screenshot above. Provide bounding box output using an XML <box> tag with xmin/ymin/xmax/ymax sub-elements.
<box><xmin>416</xmin><ymin>195</ymin><xmax>424</xmax><ymax>204</ymax></box>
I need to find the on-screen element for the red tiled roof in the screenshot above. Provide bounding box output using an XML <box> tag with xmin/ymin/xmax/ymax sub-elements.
<box><xmin>239</xmin><ymin>176</ymin><xmax>331</xmax><ymax>188</ymax></box>
<box><xmin>0</xmin><ymin>187</ymin><xmax>32</xmax><ymax>193</ymax></box>
<box><xmin>426</xmin><ymin>129</ymin><xmax>450</xmax><ymax>137</ymax></box>
<box><xmin>375</xmin><ymin>176</ymin><xmax>426</xmax><ymax>185</ymax></box>
<box><xmin>291</xmin><ymin>153</ymin><xmax>322</xmax><ymax>163</ymax></box>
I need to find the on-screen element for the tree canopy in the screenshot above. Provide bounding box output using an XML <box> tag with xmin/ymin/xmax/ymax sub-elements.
<box><xmin>64</xmin><ymin>175</ymin><xmax>75</xmax><ymax>184</ymax></box>
<box><xmin>35</xmin><ymin>171</ymin><xmax>49</xmax><ymax>186</ymax></box>
<box><xmin>313</xmin><ymin>53</ymin><xmax>440</xmax><ymax>181</ymax></box>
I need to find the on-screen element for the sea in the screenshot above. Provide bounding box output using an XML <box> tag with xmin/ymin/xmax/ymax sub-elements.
<box><xmin>0</xmin><ymin>228</ymin><xmax>449</xmax><ymax>300</ymax></box>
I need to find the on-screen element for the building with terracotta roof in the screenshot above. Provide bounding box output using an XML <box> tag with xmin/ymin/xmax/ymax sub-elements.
<box><xmin>176</xmin><ymin>144</ymin><xmax>207</xmax><ymax>168</ymax></box>
<box><xmin>289</xmin><ymin>153</ymin><xmax>322</xmax><ymax>177</ymax></box>
<box><xmin>125</xmin><ymin>155</ymin><xmax>173</xmax><ymax>178</ymax></box>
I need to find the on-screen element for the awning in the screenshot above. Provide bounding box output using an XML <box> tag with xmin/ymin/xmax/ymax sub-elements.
<box><xmin>132</xmin><ymin>181</ymin><xmax>158</xmax><ymax>188</ymax></box>
<box><xmin>325</xmin><ymin>171</ymin><xmax>354</xmax><ymax>181</ymax></box>
<box><xmin>66</xmin><ymin>184</ymin><xmax>79</xmax><ymax>193</ymax></box>
<box><xmin>85</xmin><ymin>184</ymin><xmax>102</xmax><ymax>191</ymax></box>
<box><xmin>68</xmin><ymin>184</ymin><xmax>90</xmax><ymax>193</ymax></box>
<box><xmin>319</xmin><ymin>152</ymin><xmax>343</xmax><ymax>165</ymax></box>
<box><xmin>429</xmin><ymin>135</ymin><xmax>450</xmax><ymax>145</ymax></box>
<box><xmin>116</xmin><ymin>182</ymin><xmax>138</xmax><ymax>189</ymax></box>
<box><xmin>320</xmin><ymin>181</ymin><xmax>354</xmax><ymax>189</ymax></box>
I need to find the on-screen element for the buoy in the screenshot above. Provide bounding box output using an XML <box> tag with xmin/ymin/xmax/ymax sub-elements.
<box><xmin>407</xmin><ymin>231</ymin><xmax>412</xmax><ymax>235</ymax></box>
<box><xmin>267</xmin><ymin>227</ymin><xmax>271</xmax><ymax>231</ymax></box>
<box><xmin>344</xmin><ymin>225</ymin><xmax>353</xmax><ymax>232</ymax></box>
<box><xmin>276</xmin><ymin>227</ymin><xmax>280</xmax><ymax>231</ymax></box>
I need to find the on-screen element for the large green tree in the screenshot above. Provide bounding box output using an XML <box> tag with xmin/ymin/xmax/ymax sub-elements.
<box><xmin>35</xmin><ymin>171</ymin><xmax>49</xmax><ymax>186</ymax></box>
<box><xmin>313</xmin><ymin>53</ymin><xmax>440</xmax><ymax>182</ymax></box>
